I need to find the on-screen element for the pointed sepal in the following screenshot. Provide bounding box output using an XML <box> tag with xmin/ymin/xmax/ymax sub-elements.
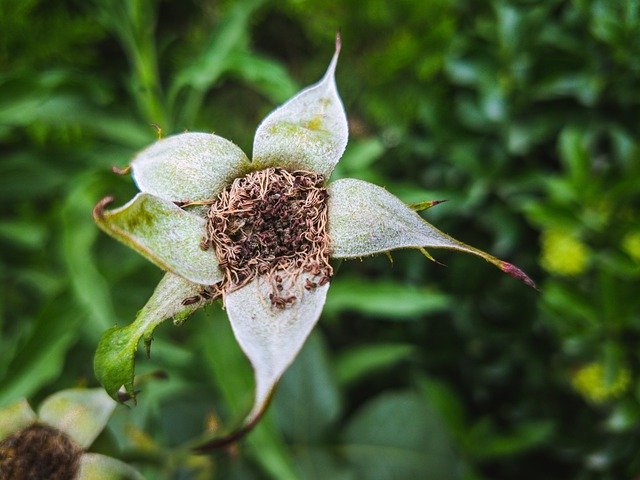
<box><xmin>131</xmin><ymin>132</ymin><xmax>249</xmax><ymax>202</ymax></box>
<box><xmin>94</xmin><ymin>273</ymin><xmax>210</xmax><ymax>401</ymax></box>
<box><xmin>93</xmin><ymin>193</ymin><xmax>222</xmax><ymax>285</ymax></box>
<box><xmin>328</xmin><ymin>179</ymin><xmax>536</xmax><ymax>288</ymax></box>
<box><xmin>252</xmin><ymin>34</ymin><xmax>348</xmax><ymax>178</ymax></box>
<box><xmin>37</xmin><ymin>389</ymin><xmax>116</xmax><ymax>449</ymax></box>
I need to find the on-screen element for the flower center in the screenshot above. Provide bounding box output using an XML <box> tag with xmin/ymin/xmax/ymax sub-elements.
<box><xmin>200</xmin><ymin>167</ymin><xmax>332</xmax><ymax>308</ymax></box>
<box><xmin>0</xmin><ymin>424</ymin><xmax>82</xmax><ymax>480</ymax></box>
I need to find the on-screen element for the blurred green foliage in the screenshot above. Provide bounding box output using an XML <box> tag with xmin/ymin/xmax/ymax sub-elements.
<box><xmin>1</xmin><ymin>0</ymin><xmax>639</xmax><ymax>478</ymax></box>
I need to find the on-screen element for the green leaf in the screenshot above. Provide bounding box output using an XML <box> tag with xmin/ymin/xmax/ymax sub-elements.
<box><xmin>63</xmin><ymin>175</ymin><xmax>118</xmax><ymax>337</ymax></box>
<box><xmin>341</xmin><ymin>391</ymin><xmax>459</xmax><ymax>480</ymax></box>
<box><xmin>325</xmin><ymin>277</ymin><xmax>450</xmax><ymax>319</ymax></box>
<box><xmin>335</xmin><ymin>343</ymin><xmax>416</xmax><ymax>385</ymax></box>
<box><xmin>0</xmin><ymin>299</ymin><xmax>81</xmax><ymax>407</ymax></box>
<box><xmin>274</xmin><ymin>332</ymin><xmax>341</xmax><ymax>441</ymax></box>
<box><xmin>94</xmin><ymin>273</ymin><xmax>206</xmax><ymax>400</ymax></box>
<box><xmin>226</xmin><ymin>50</ymin><xmax>299</xmax><ymax>103</ymax></box>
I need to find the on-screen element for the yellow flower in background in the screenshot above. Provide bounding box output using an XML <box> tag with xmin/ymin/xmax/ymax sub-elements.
<box><xmin>622</xmin><ymin>231</ymin><xmax>640</xmax><ymax>262</ymax></box>
<box><xmin>572</xmin><ymin>363</ymin><xmax>631</xmax><ymax>404</ymax></box>
<box><xmin>540</xmin><ymin>230</ymin><xmax>589</xmax><ymax>276</ymax></box>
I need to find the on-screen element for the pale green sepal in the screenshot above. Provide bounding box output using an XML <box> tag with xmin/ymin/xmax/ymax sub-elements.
<box><xmin>94</xmin><ymin>273</ymin><xmax>209</xmax><ymax>401</ymax></box>
<box><xmin>77</xmin><ymin>453</ymin><xmax>144</xmax><ymax>480</ymax></box>
<box><xmin>131</xmin><ymin>132</ymin><xmax>249</xmax><ymax>202</ymax></box>
<box><xmin>37</xmin><ymin>388</ymin><xmax>116</xmax><ymax>449</ymax></box>
<box><xmin>328</xmin><ymin>179</ymin><xmax>535</xmax><ymax>287</ymax></box>
<box><xmin>93</xmin><ymin>193</ymin><xmax>222</xmax><ymax>286</ymax></box>
<box><xmin>252</xmin><ymin>36</ymin><xmax>347</xmax><ymax>178</ymax></box>
<box><xmin>225</xmin><ymin>275</ymin><xmax>330</xmax><ymax>426</ymax></box>
<box><xmin>0</xmin><ymin>398</ymin><xmax>37</xmax><ymax>440</ymax></box>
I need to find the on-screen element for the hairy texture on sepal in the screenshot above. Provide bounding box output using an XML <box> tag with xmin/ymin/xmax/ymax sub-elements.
<box><xmin>194</xmin><ymin>275</ymin><xmax>329</xmax><ymax>451</ymax></box>
<box><xmin>252</xmin><ymin>34</ymin><xmax>348</xmax><ymax>178</ymax></box>
<box><xmin>93</xmin><ymin>193</ymin><xmax>222</xmax><ymax>285</ymax></box>
<box><xmin>131</xmin><ymin>132</ymin><xmax>249</xmax><ymax>202</ymax></box>
<box><xmin>328</xmin><ymin>179</ymin><xmax>536</xmax><ymax>288</ymax></box>
<box><xmin>94</xmin><ymin>274</ymin><xmax>209</xmax><ymax>401</ymax></box>
<box><xmin>77</xmin><ymin>453</ymin><xmax>144</xmax><ymax>480</ymax></box>
<box><xmin>37</xmin><ymin>389</ymin><xmax>116</xmax><ymax>449</ymax></box>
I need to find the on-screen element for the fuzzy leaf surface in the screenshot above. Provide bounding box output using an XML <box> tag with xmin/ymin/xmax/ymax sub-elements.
<box><xmin>225</xmin><ymin>275</ymin><xmax>330</xmax><ymax>428</ymax></box>
<box><xmin>38</xmin><ymin>388</ymin><xmax>116</xmax><ymax>449</ymax></box>
<box><xmin>252</xmin><ymin>38</ymin><xmax>348</xmax><ymax>178</ymax></box>
<box><xmin>94</xmin><ymin>193</ymin><xmax>222</xmax><ymax>285</ymax></box>
<box><xmin>131</xmin><ymin>132</ymin><xmax>249</xmax><ymax>202</ymax></box>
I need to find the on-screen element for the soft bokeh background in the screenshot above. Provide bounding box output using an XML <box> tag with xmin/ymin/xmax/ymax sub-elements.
<box><xmin>2</xmin><ymin>0</ymin><xmax>640</xmax><ymax>478</ymax></box>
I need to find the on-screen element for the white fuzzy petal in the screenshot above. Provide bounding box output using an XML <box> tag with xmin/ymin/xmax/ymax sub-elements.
<box><xmin>225</xmin><ymin>275</ymin><xmax>329</xmax><ymax>425</ymax></box>
<box><xmin>252</xmin><ymin>38</ymin><xmax>348</xmax><ymax>178</ymax></box>
<box><xmin>132</xmin><ymin>132</ymin><xmax>249</xmax><ymax>202</ymax></box>
<box><xmin>94</xmin><ymin>193</ymin><xmax>222</xmax><ymax>285</ymax></box>
<box><xmin>38</xmin><ymin>388</ymin><xmax>116</xmax><ymax>449</ymax></box>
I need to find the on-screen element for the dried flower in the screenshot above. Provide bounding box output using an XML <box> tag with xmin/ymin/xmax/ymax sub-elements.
<box><xmin>0</xmin><ymin>389</ymin><xmax>142</xmax><ymax>479</ymax></box>
<box><xmin>93</xmin><ymin>35</ymin><xmax>535</xmax><ymax>447</ymax></box>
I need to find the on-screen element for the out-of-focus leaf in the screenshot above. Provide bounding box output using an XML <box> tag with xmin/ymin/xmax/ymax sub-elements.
<box><xmin>227</xmin><ymin>50</ymin><xmax>298</xmax><ymax>103</ymax></box>
<box><xmin>169</xmin><ymin>0</ymin><xmax>265</xmax><ymax>125</ymax></box>
<box><xmin>325</xmin><ymin>276</ymin><xmax>450</xmax><ymax>319</ymax></box>
<box><xmin>341</xmin><ymin>391</ymin><xmax>459</xmax><ymax>480</ymax></box>
<box><xmin>0</xmin><ymin>299</ymin><xmax>80</xmax><ymax>406</ymax></box>
<box><xmin>465</xmin><ymin>418</ymin><xmax>554</xmax><ymax>460</ymax></box>
<box><xmin>198</xmin><ymin>311</ymin><xmax>298</xmax><ymax>480</ymax></box>
<box><xmin>416</xmin><ymin>376</ymin><xmax>466</xmax><ymax>435</ymax></box>
<box><xmin>0</xmin><ymin>220</ymin><xmax>47</xmax><ymax>250</ymax></box>
<box><xmin>335</xmin><ymin>343</ymin><xmax>415</xmax><ymax>385</ymax></box>
<box><xmin>274</xmin><ymin>332</ymin><xmax>341</xmax><ymax>442</ymax></box>
<box><xmin>62</xmin><ymin>174</ymin><xmax>117</xmax><ymax>338</ymax></box>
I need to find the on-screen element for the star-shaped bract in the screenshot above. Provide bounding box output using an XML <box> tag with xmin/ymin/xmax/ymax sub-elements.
<box><xmin>93</xmin><ymin>35</ymin><xmax>535</xmax><ymax>446</ymax></box>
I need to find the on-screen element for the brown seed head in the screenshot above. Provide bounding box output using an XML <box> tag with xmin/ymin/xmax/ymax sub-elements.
<box><xmin>0</xmin><ymin>424</ymin><xmax>82</xmax><ymax>480</ymax></box>
<box><xmin>201</xmin><ymin>167</ymin><xmax>333</xmax><ymax>307</ymax></box>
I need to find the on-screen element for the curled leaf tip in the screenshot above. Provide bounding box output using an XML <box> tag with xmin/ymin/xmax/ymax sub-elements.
<box><xmin>111</xmin><ymin>165</ymin><xmax>131</xmax><ymax>175</ymax></box>
<box><xmin>500</xmin><ymin>261</ymin><xmax>538</xmax><ymax>290</ymax></box>
<box><xmin>92</xmin><ymin>196</ymin><xmax>114</xmax><ymax>220</ymax></box>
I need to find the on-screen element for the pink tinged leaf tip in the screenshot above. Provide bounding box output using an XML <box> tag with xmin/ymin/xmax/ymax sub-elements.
<box><xmin>500</xmin><ymin>262</ymin><xmax>538</xmax><ymax>290</ymax></box>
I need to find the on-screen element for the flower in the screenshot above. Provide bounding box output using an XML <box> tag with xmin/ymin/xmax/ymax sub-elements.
<box><xmin>93</xmin><ymin>35</ymin><xmax>535</xmax><ymax>447</ymax></box>
<box><xmin>540</xmin><ymin>229</ymin><xmax>589</xmax><ymax>276</ymax></box>
<box><xmin>572</xmin><ymin>362</ymin><xmax>632</xmax><ymax>404</ymax></box>
<box><xmin>0</xmin><ymin>388</ymin><xmax>142</xmax><ymax>479</ymax></box>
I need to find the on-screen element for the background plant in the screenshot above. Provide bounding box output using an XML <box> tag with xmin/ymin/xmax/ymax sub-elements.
<box><xmin>1</xmin><ymin>0</ymin><xmax>639</xmax><ymax>479</ymax></box>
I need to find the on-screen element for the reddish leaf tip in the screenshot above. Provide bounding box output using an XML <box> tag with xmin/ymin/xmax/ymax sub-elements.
<box><xmin>335</xmin><ymin>30</ymin><xmax>342</xmax><ymax>54</ymax></box>
<box><xmin>500</xmin><ymin>262</ymin><xmax>538</xmax><ymax>290</ymax></box>
<box><xmin>92</xmin><ymin>196</ymin><xmax>114</xmax><ymax>220</ymax></box>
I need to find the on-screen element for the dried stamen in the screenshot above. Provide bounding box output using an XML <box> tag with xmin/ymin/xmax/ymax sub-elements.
<box><xmin>200</xmin><ymin>167</ymin><xmax>332</xmax><ymax>308</ymax></box>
